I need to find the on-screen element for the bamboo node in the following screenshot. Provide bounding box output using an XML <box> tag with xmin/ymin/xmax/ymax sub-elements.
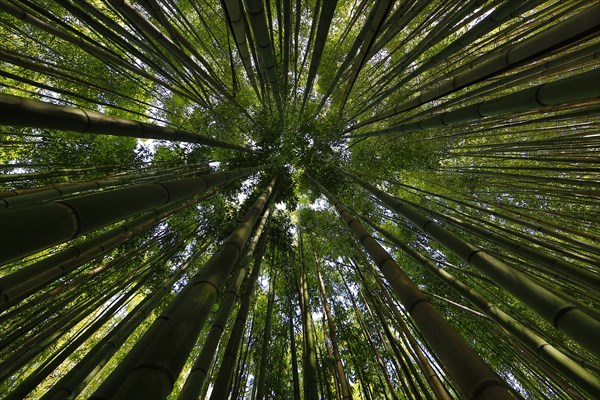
<box><xmin>551</xmin><ymin>305</ymin><xmax>577</xmax><ymax>328</ymax></box>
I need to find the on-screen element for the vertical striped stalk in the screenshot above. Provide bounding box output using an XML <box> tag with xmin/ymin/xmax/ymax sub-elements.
<box><xmin>243</xmin><ymin>0</ymin><xmax>283</xmax><ymax>113</ymax></box>
<box><xmin>368</xmin><ymin>220</ymin><xmax>600</xmax><ymax>398</ymax></box>
<box><xmin>309</xmin><ymin>174</ymin><xmax>512</xmax><ymax>400</ymax></box>
<box><xmin>300</xmin><ymin>0</ymin><xmax>338</xmax><ymax>113</ymax></box>
<box><xmin>6</xmin><ymin>279</ymin><xmax>145</xmax><ymax>400</ymax></box>
<box><xmin>41</xmin><ymin>254</ymin><xmax>197</xmax><ymax>400</ymax></box>
<box><xmin>299</xmin><ymin>233</ymin><xmax>320</xmax><ymax>400</ymax></box>
<box><xmin>346</xmin><ymin>171</ymin><xmax>600</xmax><ymax>357</ymax></box>
<box><xmin>374</xmin><ymin>274</ymin><xmax>452</xmax><ymax>400</ymax></box>
<box><xmin>177</xmin><ymin>205</ymin><xmax>272</xmax><ymax>399</ymax></box>
<box><xmin>255</xmin><ymin>262</ymin><xmax>276</xmax><ymax>399</ymax></box>
<box><xmin>315</xmin><ymin>253</ymin><xmax>352</xmax><ymax>399</ymax></box>
<box><xmin>208</xmin><ymin>218</ymin><xmax>270</xmax><ymax>399</ymax></box>
<box><xmin>221</xmin><ymin>0</ymin><xmax>261</xmax><ymax>96</ymax></box>
<box><xmin>103</xmin><ymin>178</ymin><xmax>276</xmax><ymax>400</ymax></box>
<box><xmin>289</xmin><ymin>278</ymin><xmax>302</xmax><ymax>400</ymax></box>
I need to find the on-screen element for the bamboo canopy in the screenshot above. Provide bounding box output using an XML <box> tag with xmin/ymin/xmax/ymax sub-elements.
<box><xmin>0</xmin><ymin>1</ymin><xmax>598</xmax><ymax>399</ymax></box>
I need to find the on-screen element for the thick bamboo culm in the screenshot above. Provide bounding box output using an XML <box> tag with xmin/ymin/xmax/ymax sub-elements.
<box><xmin>0</xmin><ymin>166</ymin><xmax>261</xmax><ymax>265</ymax></box>
<box><xmin>310</xmin><ymin>174</ymin><xmax>513</xmax><ymax>400</ymax></box>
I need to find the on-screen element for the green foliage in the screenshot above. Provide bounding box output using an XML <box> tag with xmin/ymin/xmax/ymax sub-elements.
<box><xmin>1</xmin><ymin>1</ymin><xmax>598</xmax><ymax>399</ymax></box>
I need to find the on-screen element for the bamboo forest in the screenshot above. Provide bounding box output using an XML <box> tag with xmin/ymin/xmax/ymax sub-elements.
<box><xmin>0</xmin><ymin>0</ymin><xmax>599</xmax><ymax>399</ymax></box>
